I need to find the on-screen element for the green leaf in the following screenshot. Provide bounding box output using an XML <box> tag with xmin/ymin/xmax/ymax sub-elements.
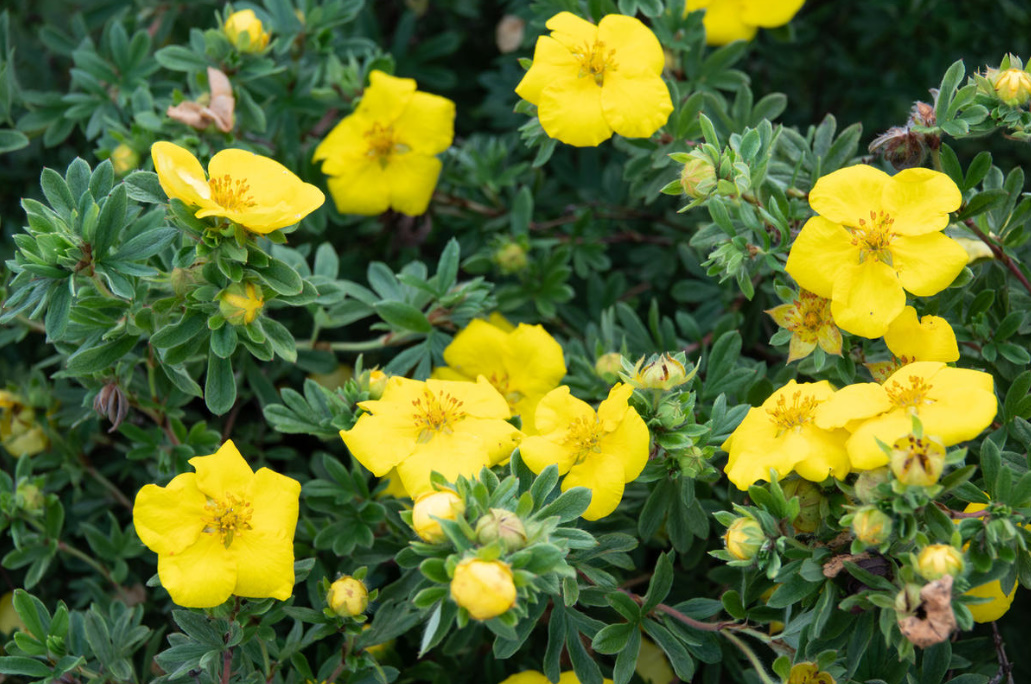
<box><xmin>154</xmin><ymin>45</ymin><xmax>209</xmax><ymax>72</ymax></box>
<box><xmin>613</xmin><ymin>626</ymin><xmax>641</xmax><ymax>684</ymax></box>
<box><xmin>0</xmin><ymin>656</ymin><xmax>53</xmax><ymax>677</ymax></box>
<box><xmin>205</xmin><ymin>350</ymin><xmax>236</xmax><ymax>415</ymax></box>
<box><xmin>535</xmin><ymin>487</ymin><xmax>591</xmax><ymax>522</ymax></box>
<box><xmin>66</xmin><ymin>335</ymin><xmax>139</xmax><ymax>374</ymax></box>
<box><xmin>94</xmin><ymin>184</ymin><xmax>127</xmax><ymax>258</ymax></box>
<box><xmin>257</xmin><ymin>258</ymin><xmax>304</xmax><ymax>296</ymax></box>
<box><xmin>592</xmin><ymin>622</ymin><xmax>632</xmax><ymax>655</ymax></box>
<box><xmin>260</xmin><ymin>317</ymin><xmax>297</xmax><ymax>363</ymax></box>
<box><xmin>374</xmin><ymin>301</ymin><xmax>432</xmax><ymax>333</ymax></box>
<box><xmin>151</xmin><ymin>313</ymin><xmax>207</xmax><ymax>349</ymax></box>
<box><xmin>642</xmin><ymin>551</ymin><xmax>674</xmax><ymax>613</ymax></box>
<box><xmin>643</xmin><ymin>620</ymin><xmax>696</xmax><ymax>681</ymax></box>
<box><xmin>124</xmin><ymin>171</ymin><xmax>166</xmax><ymax>203</ymax></box>
<box><xmin>40</xmin><ymin>167</ymin><xmax>74</xmax><ymax>218</ymax></box>
<box><xmin>0</xmin><ymin>128</ymin><xmax>29</xmax><ymax>154</ymax></box>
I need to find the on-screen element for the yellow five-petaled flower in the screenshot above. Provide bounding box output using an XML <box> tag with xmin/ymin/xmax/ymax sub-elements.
<box><xmin>515</xmin><ymin>12</ymin><xmax>672</xmax><ymax>147</ymax></box>
<box><xmin>132</xmin><ymin>440</ymin><xmax>301</xmax><ymax>608</ymax></box>
<box><xmin>685</xmin><ymin>0</ymin><xmax>806</xmax><ymax>46</ymax></box>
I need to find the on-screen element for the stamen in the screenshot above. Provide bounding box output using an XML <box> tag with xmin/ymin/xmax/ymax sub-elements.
<box><xmin>202</xmin><ymin>492</ymin><xmax>253</xmax><ymax>548</ymax></box>
<box><xmin>848</xmin><ymin>209</ymin><xmax>896</xmax><ymax>264</ymax></box>
<box><xmin>766</xmin><ymin>391</ymin><xmax>820</xmax><ymax>432</ymax></box>
<box><xmin>565</xmin><ymin>415</ymin><xmax>601</xmax><ymax>465</ymax></box>
<box><xmin>572</xmin><ymin>40</ymin><xmax>618</xmax><ymax>86</ymax></box>
<box><xmin>412</xmin><ymin>389</ymin><xmax>467</xmax><ymax>442</ymax></box>
<box><xmin>885</xmin><ymin>375</ymin><xmax>934</xmax><ymax>411</ymax></box>
<box><xmin>208</xmin><ymin>174</ymin><xmax>257</xmax><ymax>212</ymax></box>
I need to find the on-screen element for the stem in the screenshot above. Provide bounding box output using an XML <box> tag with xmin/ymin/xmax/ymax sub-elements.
<box><xmin>964</xmin><ymin>218</ymin><xmax>1031</xmax><ymax>296</ymax></box>
<box><xmin>931</xmin><ymin>147</ymin><xmax>943</xmax><ymax>172</ymax></box>
<box><xmin>296</xmin><ymin>331</ymin><xmax>418</xmax><ymax>353</ymax></box>
<box><xmin>989</xmin><ymin>621</ymin><xmax>1015</xmax><ymax>684</ymax></box>
<box><xmin>85</xmin><ymin>466</ymin><xmax>132</xmax><ymax>510</ymax></box>
<box><xmin>327</xmin><ymin>636</ymin><xmax>354</xmax><ymax>683</ymax></box>
<box><xmin>221</xmin><ymin>645</ymin><xmax>233</xmax><ymax>684</ymax></box>
<box><xmin>721</xmin><ymin>630</ymin><xmax>779</xmax><ymax>684</ymax></box>
<box><xmin>15</xmin><ymin>315</ymin><xmax>46</xmax><ymax>333</ymax></box>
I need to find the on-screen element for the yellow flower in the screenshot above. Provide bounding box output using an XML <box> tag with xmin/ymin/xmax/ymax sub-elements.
<box><xmin>721</xmin><ymin>380</ymin><xmax>850</xmax><ymax>489</ymax></box>
<box><xmin>961</xmin><ymin>502</ymin><xmax>1018</xmax><ymax>622</ymax></box>
<box><xmin>313</xmin><ymin>70</ymin><xmax>455</xmax><ymax>216</ymax></box>
<box><xmin>500</xmin><ymin>672</ymin><xmax>613</xmax><ymax>684</ymax></box>
<box><xmin>685</xmin><ymin>0</ymin><xmax>806</xmax><ymax>46</ymax></box>
<box><xmin>219</xmin><ymin>283</ymin><xmax>264</xmax><ymax>325</ymax></box>
<box><xmin>224</xmin><ymin>9</ymin><xmax>270</xmax><ymax>53</ymax></box>
<box><xmin>327</xmin><ymin>576</ymin><xmax>368</xmax><ymax>617</ymax></box>
<box><xmin>627</xmin><ymin>353</ymin><xmax>693</xmax><ymax>391</ymax></box>
<box><xmin>340</xmin><ymin>377</ymin><xmax>522</xmax><ymax>497</ymax></box>
<box><xmin>0</xmin><ymin>391</ymin><xmax>48</xmax><ymax>459</ymax></box>
<box><xmin>815</xmin><ymin>362</ymin><xmax>997</xmax><ymax>470</ymax></box>
<box><xmin>110</xmin><ymin>144</ymin><xmax>139</xmax><ymax>175</ymax></box>
<box><xmin>151</xmin><ymin>142</ymin><xmax>324</xmax><ymax>234</ymax></box>
<box><xmin>883</xmin><ymin>306</ymin><xmax>959</xmax><ymax>363</ymax></box>
<box><xmin>132</xmin><ymin>440</ymin><xmax>301</xmax><ymax>608</ymax></box>
<box><xmin>785</xmin><ymin>165</ymin><xmax>965</xmax><ymax>338</ymax></box>
<box><xmin>993</xmin><ymin>67</ymin><xmax>1031</xmax><ymax>106</ymax></box>
<box><xmin>515</xmin><ymin>12</ymin><xmax>672</xmax><ymax>147</ymax></box>
<box><xmin>766</xmin><ymin>289</ymin><xmax>843</xmax><ymax>363</ymax></box>
<box><xmin>432</xmin><ymin>319</ymin><xmax>566</xmax><ymax>433</ymax></box>
<box><xmin>636</xmin><ymin>636</ymin><xmax>675</xmax><ymax>684</ymax></box>
<box><xmin>786</xmin><ymin>662</ymin><xmax>836</xmax><ymax>684</ymax></box>
<box><xmin>0</xmin><ymin>591</ymin><xmax>26</xmax><ymax>635</ymax></box>
<box><xmin>916</xmin><ymin>544</ymin><xmax>964</xmax><ymax>580</ymax></box>
<box><xmin>519</xmin><ymin>384</ymin><xmax>649</xmax><ymax>520</ymax></box>
<box><xmin>450</xmin><ymin>558</ymin><xmax>516</xmax><ymax>620</ymax></box>
<box><xmin>411</xmin><ymin>489</ymin><xmax>465</xmax><ymax>543</ymax></box>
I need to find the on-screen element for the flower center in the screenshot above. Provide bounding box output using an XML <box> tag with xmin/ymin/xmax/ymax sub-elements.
<box><xmin>572</xmin><ymin>40</ymin><xmax>617</xmax><ymax>86</ymax></box>
<box><xmin>364</xmin><ymin>123</ymin><xmax>410</xmax><ymax>166</ymax></box>
<box><xmin>487</xmin><ymin>372</ymin><xmax>523</xmax><ymax>411</ymax></box>
<box><xmin>412</xmin><ymin>389</ymin><xmax>466</xmax><ymax>443</ymax></box>
<box><xmin>850</xmin><ymin>210</ymin><xmax>896</xmax><ymax>264</ymax></box>
<box><xmin>885</xmin><ymin>374</ymin><xmax>934</xmax><ymax>411</ymax></box>
<box><xmin>208</xmin><ymin>174</ymin><xmax>257</xmax><ymax>212</ymax></box>
<box><xmin>766</xmin><ymin>391</ymin><xmax>820</xmax><ymax>432</ymax></box>
<box><xmin>202</xmin><ymin>492</ymin><xmax>253</xmax><ymax>548</ymax></box>
<box><xmin>787</xmin><ymin>292</ymin><xmax>834</xmax><ymax>342</ymax></box>
<box><xmin>565</xmin><ymin>415</ymin><xmax>601</xmax><ymax>465</ymax></box>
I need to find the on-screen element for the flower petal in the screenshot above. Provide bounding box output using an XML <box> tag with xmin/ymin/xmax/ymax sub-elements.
<box><xmin>190</xmin><ymin>441</ymin><xmax>254</xmax><ymax>499</ymax></box>
<box><xmin>790</xmin><ymin>426</ymin><xmax>851</xmax><ymax>482</ymax></box>
<box><xmin>313</xmin><ymin>114</ymin><xmax>371</xmax><ymax>164</ymax></box>
<box><xmin>395</xmin><ymin>92</ymin><xmax>456</xmax><ymax>156</ymax></box>
<box><xmin>341</xmin><ymin>413</ymin><xmax>415</xmax><ymax>477</ymax></box>
<box><xmin>700</xmin><ymin>0</ymin><xmax>758</xmax><ymax>45</ymax></box>
<box><xmin>882</xmin><ymin>168</ymin><xmax>962</xmax><ymax>236</ymax></box>
<box><xmin>504</xmin><ymin>324</ymin><xmax>567</xmax><ymax>397</ymax></box>
<box><xmin>563</xmin><ymin>451</ymin><xmax>625</xmax><ymax>520</ymax></box>
<box><xmin>809</xmin><ymin>165</ymin><xmax>891</xmax><ymax>227</ymax></box>
<box><xmin>599</xmin><ymin>404</ymin><xmax>650</xmax><ymax>482</ymax></box>
<box><xmin>538</xmin><ymin>77</ymin><xmax>612</xmax><ymax>147</ymax></box>
<box><xmin>520</xmin><ymin>435</ymin><xmax>577</xmax><ymax>476</ymax></box>
<box><xmin>231</xmin><ymin>529</ymin><xmax>296</xmax><ymax>601</ymax></box>
<box><xmin>846</xmin><ymin>412</ymin><xmax>912</xmax><ymax>469</ymax></box>
<box><xmin>815</xmin><ymin>383</ymin><xmax>892</xmax><ymax>430</ymax></box>
<box><xmin>426</xmin><ymin>377</ymin><xmax>512</xmax><ymax>419</ymax></box>
<box><xmin>597</xmin><ymin>14</ymin><xmax>665</xmax><ymax>75</ymax></box>
<box><xmin>385</xmin><ymin>153</ymin><xmax>442</xmax><ymax>216</ymax></box>
<box><xmin>884</xmin><ymin>306</ymin><xmax>959</xmax><ymax>362</ymax></box>
<box><xmin>358</xmin><ymin>70</ymin><xmax>416</xmax><ymax>124</ymax></box>
<box><xmin>247</xmin><ymin>468</ymin><xmax>301</xmax><ymax>538</ymax></box>
<box><xmin>151</xmin><ymin>142</ymin><xmax>210</xmax><ymax>206</ymax></box>
<box><xmin>515</xmin><ymin>36</ymin><xmax>579</xmax><ymax>106</ymax></box>
<box><xmin>157</xmin><ymin>532</ymin><xmax>237</xmax><ymax>608</ymax></box>
<box><xmin>830</xmin><ymin>260</ymin><xmax>906</xmax><ymax>339</ymax></box>
<box><xmin>600</xmin><ymin>71</ymin><xmax>672</xmax><ymax>140</ymax></box>
<box><xmin>544</xmin><ymin>11</ymin><xmax>598</xmax><ymax>51</ymax></box>
<box><xmin>396</xmin><ymin>431</ymin><xmax>493</xmax><ymax>496</ymax></box>
<box><xmin>785</xmin><ymin>216</ymin><xmax>859</xmax><ymax>299</ymax></box>
<box><xmin>787</xmin><ymin>335</ymin><xmax>817</xmax><ymax>363</ymax></box>
<box><xmin>891</xmin><ymin>233</ymin><xmax>968</xmax><ymax>297</ymax></box>
<box><xmin>133</xmin><ymin>473</ymin><xmax>207</xmax><ymax>556</ymax></box>
<box><xmin>325</xmin><ymin>159</ymin><xmax>391</xmax><ymax>216</ymax></box>
<box><xmin>597</xmin><ymin>383</ymin><xmax>633</xmax><ymax>431</ymax></box>
<box><xmin>442</xmin><ymin>319</ymin><xmax>510</xmax><ymax>380</ymax></box>
<box><xmin>533</xmin><ymin>386</ymin><xmax>595</xmax><ymax>438</ymax></box>
<box><xmin>740</xmin><ymin>0</ymin><xmax>806</xmax><ymax>27</ymax></box>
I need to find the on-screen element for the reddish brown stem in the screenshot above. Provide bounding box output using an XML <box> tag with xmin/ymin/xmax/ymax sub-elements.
<box><xmin>964</xmin><ymin>219</ymin><xmax>1031</xmax><ymax>296</ymax></box>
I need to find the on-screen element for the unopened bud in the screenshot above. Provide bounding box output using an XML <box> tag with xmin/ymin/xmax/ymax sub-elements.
<box><xmin>993</xmin><ymin>68</ymin><xmax>1031</xmax><ymax>106</ymax></box>
<box><xmin>494</xmin><ymin>242</ymin><xmax>528</xmax><ymax>274</ymax></box>
<box><xmin>412</xmin><ymin>490</ymin><xmax>464</xmax><ymax>543</ymax></box>
<box><xmin>890</xmin><ymin>434</ymin><xmax>945</xmax><ymax>487</ymax></box>
<box><xmin>363</xmin><ymin>369</ymin><xmax>389</xmax><ymax>400</ymax></box>
<box><xmin>852</xmin><ymin>506</ymin><xmax>893</xmax><ymax>546</ymax></box>
<box><xmin>854</xmin><ymin>467</ymin><xmax>890</xmax><ymax>504</ymax></box>
<box><xmin>450</xmin><ymin>559</ymin><xmax>516</xmax><ymax>620</ymax></box>
<box><xmin>594</xmin><ymin>353</ymin><xmax>623</xmax><ymax>384</ymax></box>
<box><xmin>475</xmin><ymin>508</ymin><xmax>527</xmax><ymax>551</ymax></box>
<box><xmin>327</xmin><ymin>576</ymin><xmax>368</xmax><ymax>617</ymax></box>
<box><xmin>895</xmin><ymin>583</ymin><xmax>923</xmax><ymax>617</ymax></box>
<box><xmin>15</xmin><ymin>482</ymin><xmax>44</xmax><ymax>515</ymax></box>
<box><xmin>679</xmin><ymin>157</ymin><xmax>716</xmax><ymax>199</ymax></box>
<box><xmin>629</xmin><ymin>353</ymin><xmax>693</xmax><ymax>391</ymax></box>
<box><xmin>723</xmin><ymin>517</ymin><xmax>764</xmax><ymax>561</ymax></box>
<box><xmin>224</xmin><ymin>9</ymin><xmax>270</xmax><ymax>53</ymax></box>
<box><xmin>110</xmin><ymin>144</ymin><xmax>139</xmax><ymax>175</ymax></box>
<box><xmin>781</xmin><ymin>479</ymin><xmax>823</xmax><ymax>534</ymax></box>
<box><xmin>916</xmin><ymin>544</ymin><xmax>964</xmax><ymax>581</ymax></box>
<box><xmin>219</xmin><ymin>283</ymin><xmax>264</xmax><ymax>325</ymax></box>
<box><xmin>787</xmin><ymin>663</ymin><xmax>837</xmax><ymax>684</ymax></box>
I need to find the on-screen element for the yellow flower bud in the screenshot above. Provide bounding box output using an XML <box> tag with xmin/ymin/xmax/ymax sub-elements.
<box><xmin>787</xmin><ymin>662</ymin><xmax>836</xmax><ymax>684</ymax></box>
<box><xmin>224</xmin><ymin>9</ymin><xmax>270</xmax><ymax>53</ymax></box>
<box><xmin>594</xmin><ymin>353</ymin><xmax>623</xmax><ymax>384</ymax></box>
<box><xmin>411</xmin><ymin>490</ymin><xmax>464</xmax><ymax>543</ymax></box>
<box><xmin>327</xmin><ymin>576</ymin><xmax>368</xmax><ymax>617</ymax></box>
<box><xmin>916</xmin><ymin>544</ymin><xmax>964</xmax><ymax>581</ymax></box>
<box><xmin>890</xmin><ymin>434</ymin><xmax>946</xmax><ymax>487</ymax></box>
<box><xmin>679</xmin><ymin>157</ymin><xmax>716</xmax><ymax>199</ymax></box>
<box><xmin>363</xmin><ymin>369</ymin><xmax>389</xmax><ymax>400</ymax></box>
<box><xmin>629</xmin><ymin>353</ymin><xmax>693</xmax><ymax>391</ymax></box>
<box><xmin>219</xmin><ymin>283</ymin><xmax>264</xmax><ymax>326</ymax></box>
<box><xmin>993</xmin><ymin>68</ymin><xmax>1031</xmax><ymax>106</ymax></box>
<box><xmin>450</xmin><ymin>559</ymin><xmax>516</xmax><ymax>620</ymax></box>
<box><xmin>723</xmin><ymin>517</ymin><xmax>764</xmax><ymax>561</ymax></box>
<box><xmin>475</xmin><ymin>508</ymin><xmax>527</xmax><ymax>551</ymax></box>
<box><xmin>494</xmin><ymin>242</ymin><xmax>528</xmax><ymax>274</ymax></box>
<box><xmin>852</xmin><ymin>506</ymin><xmax>893</xmax><ymax>546</ymax></box>
<box><xmin>15</xmin><ymin>482</ymin><xmax>44</xmax><ymax>515</ymax></box>
<box><xmin>0</xmin><ymin>392</ymin><xmax>48</xmax><ymax>459</ymax></box>
<box><xmin>781</xmin><ymin>479</ymin><xmax>823</xmax><ymax>534</ymax></box>
<box><xmin>110</xmin><ymin>144</ymin><xmax>139</xmax><ymax>175</ymax></box>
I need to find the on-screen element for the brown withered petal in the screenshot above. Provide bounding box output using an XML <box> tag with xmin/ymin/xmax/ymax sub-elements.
<box><xmin>166</xmin><ymin>67</ymin><xmax>235</xmax><ymax>133</ymax></box>
<box><xmin>898</xmin><ymin>575</ymin><xmax>957</xmax><ymax>648</ymax></box>
<box><xmin>93</xmin><ymin>383</ymin><xmax>129</xmax><ymax>433</ymax></box>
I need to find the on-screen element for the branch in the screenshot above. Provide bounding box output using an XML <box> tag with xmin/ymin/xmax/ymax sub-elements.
<box><xmin>964</xmin><ymin>219</ymin><xmax>1031</xmax><ymax>296</ymax></box>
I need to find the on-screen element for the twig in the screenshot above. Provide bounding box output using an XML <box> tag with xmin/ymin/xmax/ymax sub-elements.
<box><xmin>221</xmin><ymin>645</ymin><xmax>233</xmax><ymax>684</ymax></box>
<box><xmin>326</xmin><ymin>636</ymin><xmax>354</xmax><ymax>683</ymax></box>
<box><xmin>964</xmin><ymin>218</ymin><xmax>1031</xmax><ymax>296</ymax></box>
<box><xmin>989</xmin><ymin>621</ymin><xmax>1015</xmax><ymax>684</ymax></box>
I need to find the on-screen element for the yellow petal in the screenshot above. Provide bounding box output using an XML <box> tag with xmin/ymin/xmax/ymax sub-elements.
<box><xmin>442</xmin><ymin>319</ymin><xmax>510</xmax><ymax>381</ymax></box>
<box><xmin>767</xmin><ymin>302</ymin><xmax>795</xmax><ymax>329</ymax></box>
<box><xmin>787</xmin><ymin>335</ymin><xmax>817</xmax><ymax>363</ymax></box>
<box><xmin>891</xmin><ymin>233</ymin><xmax>968</xmax><ymax>297</ymax></box>
<box><xmin>326</xmin><ymin>160</ymin><xmax>391</xmax><ymax>215</ymax></box>
<box><xmin>884</xmin><ymin>306</ymin><xmax>959</xmax><ymax>362</ymax></box>
<box><xmin>396</xmin><ymin>430</ymin><xmax>492</xmax><ymax>496</ymax></box>
<box><xmin>740</xmin><ymin>0</ymin><xmax>806</xmax><ymax>27</ymax></box>
<box><xmin>814</xmin><ymin>383</ymin><xmax>891</xmax><ymax>430</ymax></box>
<box><xmin>809</xmin><ymin>165</ymin><xmax>891</xmax><ymax>228</ymax></box>
<box><xmin>489</xmin><ymin>312</ymin><xmax>517</xmax><ymax>332</ymax></box>
<box><xmin>515</xmin><ymin>36</ymin><xmax>578</xmax><ymax>106</ymax></box>
<box><xmin>533</xmin><ymin>386</ymin><xmax>594</xmax><ymax>437</ymax></box>
<box><xmin>790</xmin><ymin>426</ymin><xmax>851</xmax><ymax>482</ymax></box>
<box><xmin>538</xmin><ymin>76</ymin><xmax>612</xmax><ymax>147</ymax></box>
<box><xmin>597</xmin><ymin>383</ymin><xmax>633</xmax><ymax>431</ymax></box>
<box><xmin>966</xmin><ymin>580</ymin><xmax>1017</xmax><ymax>623</ymax></box>
<box><xmin>132</xmin><ymin>473</ymin><xmax>207</xmax><ymax>556</ymax></box>
<box><xmin>504</xmin><ymin>324</ymin><xmax>567</xmax><ymax>397</ymax></box>
<box><xmin>544</xmin><ymin>11</ymin><xmax>598</xmax><ymax>51</ymax></box>
<box><xmin>701</xmin><ymin>0</ymin><xmax>758</xmax><ymax>45</ymax></box>
<box><xmin>231</xmin><ymin>529</ymin><xmax>296</xmax><ymax>601</ymax></box>
<box><xmin>247</xmin><ymin>468</ymin><xmax>301</xmax><ymax>538</ymax></box>
<box><xmin>845</xmin><ymin>412</ymin><xmax>912</xmax><ymax>469</ymax></box>
<box><xmin>151</xmin><ymin>142</ymin><xmax>210</xmax><ymax>206</ymax></box>
<box><xmin>394</xmin><ymin>91</ymin><xmax>456</xmax><ymax>156</ymax></box>
<box><xmin>599</xmin><ymin>403</ymin><xmax>650</xmax><ymax>482</ymax></box>
<box><xmin>597</xmin><ymin>14</ymin><xmax>665</xmax><ymax>75</ymax></box>
<box><xmin>817</xmin><ymin>322</ymin><xmax>843</xmax><ymax>356</ymax></box>
<box><xmin>830</xmin><ymin>260</ymin><xmax>906</xmax><ymax>339</ymax></box>
<box><xmin>426</xmin><ymin>377</ymin><xmax>512</xmax><ymax>419</ymax></box>
<box><xmin>600</xmin><ymin>71</ymin><xmax>672</xmax><ymax>140</ymax></box>
<box><xmin>520</xmin><ymin>435</ymin><xmax>578</xmax><ymax>476</ymax></box>
<box><xmin>190</xmin><ymin>441</ymin><xmax>254</xmax><ymax>499</ymax></box>
<box><xmin>882</xmin><ymin>168</ymin><xmax>962</xmax><ymax>236</ymax></box>
<box><xmin>312</xmin><ymin>114</ymin><xmax>371</xmax><ymax>164</ymax></box>
<box><xmin>157</xmin><ymin>532</ymin><xmax>237</xmax><ymax>608</ymax></box>
<box><xmin>385</xmin><ymin>153</ymin><xmax>443</xmax><ymax>216</ymax></box>
<box><xmin>359</xmin><ymin>70</ymin><xmax>416</xmax><ymax>123</ymax></box>
<box><xmin>340</xmin><ymin>413</ymin><xmax>417</xmax><ymax>477</ymax></box>
<box><xmin>564</xmin><ymin>451</ymin><xmax>625</xmax><ymax>520</ymax></box>
<box><xmin>785</xmin><ymin>216</ymin><xmax>859</xmax><ymax>299</ymax></box>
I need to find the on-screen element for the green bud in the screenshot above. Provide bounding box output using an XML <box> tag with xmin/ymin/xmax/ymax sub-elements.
<box><xmin>475</xmin><ymin>508</ymin><xmax>527</xmax><ymax>551</ymax></box>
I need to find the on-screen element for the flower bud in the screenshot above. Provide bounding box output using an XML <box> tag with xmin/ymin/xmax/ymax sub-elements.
<box><xmin>362</xmin><ymin>369</ymin><xmax>389</xmax><ymax>400</ymax></box>
<box><xmin>890</xmin><ymin>434</ymin><xmax>945</xmax><ymax>487</ymax></box>
<box><xmin>110</xmin><ymin>144</ymin><xmax>139</xmax><ymax>175</ymax></box>
<box><xmin>15</xmin><ymin>482</ymin><xmax>44</xmax><ymax>515</ymax></box>
<box><xmin>494</xmin><ymin>242</ymin><xmax>528</xmax><ymax>274</ymax></box>
<box><xmin>629</xmin><ymin>353</ymin><xmax>693</xmax><ymax>391</ymax></box>
<box><xmin>853</xmin><ymin>467</ymin><xmax>890</xmax><ymax>504</ymax></box>
<box><xmin>594</xmin><ymin>353</ymin><xmax>623</xmax><ymax>384</ymax></box>
<box><xmin>895</xmin><ymin>583</ymin><xmax>923</xmax><ymax>617</ymax></box>
<box><xmin>0</xmin><ymin>392</ymin><xmax>48</xmax><ymax>459</ymax></box>
<box><xmin>327</xmin><ymin>576</ymin><xmax>368</xmax><ymax>617</ymax></box>
<box><xmin>852</xmin><ymin>506</ymin><xmax>893</xmax><ymax>546</ymax></box>
<box><xmin>723</xmin><ymin>517</ymin><xmax>764</xmax><ymax>561</ymax></box>
<box><xmin>916</xmin><ymin>544</ymin><xmax>964</xmax><ymax>581</ymax></box>
<box><xmin>787</xmin><ymin>663</ymin><xmax>837</xmax><ymax>684</ymax></box>
<box><xmin>411</xmin><ymin>490</ymin><xmax>464</xmax><ymax>543</ymax></box>
<box><xmin>475</xmin><ymin>508</ymin><xmax>527</xmax><ymax>551</ymax></box>
<box><xmin>224</xmin><ymin>9</ymin><xmax>270</xmax><ymax>53</ymax></box>
<box><xmin>781</xmin><ymin>479</ymin><xmax>823</xmax><ymax>534</ymax></box>
<box><xmin>952</xmin><ymin>237</ymin><xmax>995</xmax><ymax>265</ymax></box>
<box><xmin>679</xmin><ymin>157</ymin><xmax>716</xmax><ymax>199</ymax></box>
<box><xmin>219</xmin><ymin>283</ymin><xmax>264</xmax><ymax>326</ymax></box>
<box><xmin>450</xmin><ymin>559</ymin><xmax>516</xmax><ymax>620</ymax></box>
<box><xmin>993</xmin><ymin>68</ymin><xmax>1031</xmax><ymax>106</ymax></box>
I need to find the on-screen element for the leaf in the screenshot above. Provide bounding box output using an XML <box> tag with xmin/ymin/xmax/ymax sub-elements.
<box><xmin>124</xmin><ymin>171</ymin><xmax>166</xmax><ymax>203</ymax></box>
<box><xmin>257</xmin><ymin>258</ymin><xmax>304</xmax><ymax>296</ymax></box>
<box><xmin>94</xmin><ymin>184</ymin><xmax>127</xmax><ymax>258</ymax></box>
<box><xmin>0</xmin><ymin>128</ymin><xmax>29</xmax><ymax>154</ymax></box>
<box><xmin>374</xmin><ymin>301</ymin><xmax>432</xmax><ymax>333</ymax></box>
<box><xmin>0</xmin><ymin>657</ymin><xmax>53</xmax><ymax>677</ymax></box>
<box><xmin>260</xmin><ymin>317</ymin><xmax>298</xmax><ymax>363</ymax></box>
<box><xmin>205</xmin><ymin>350</ymin><xmax>236</xmax><ymax>415</ymax></box>
<box><xmin>66</xmin><ymin>335</ymin><xmax>139</xmax><ymax>374</ymax></box>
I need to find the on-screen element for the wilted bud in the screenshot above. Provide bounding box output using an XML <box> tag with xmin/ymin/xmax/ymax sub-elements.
<box><xmin>629</xmin><ymin>353</ymin><xmax>693</xmax><ymax>391</ymax></box>
<box><xmin>362</xmin><ymin>369</ymin><xmax>389</xmax><ymax>400</ymax></box>
<box><xmin>594</xmin><ymin>353</ymin><xmax>623</xmax><ymax>384</ymax></box>
<box><xmin>895</xmin><ymin>583</ymin><xmax>924</xmax><ymax>617</ymax></box>
<box><xmin>495</xmin><ymin>15</ymin><xmax>525</xmax><ymax>54</ymax></box>
<box><xmin>475</xmin><ymin>508</ymin><xmax>527</xmax><ymax>551</ymax></box>
<box><xmin>93</xmin><ymin>382</ymin><xmax>129</xmax><ymax>432</ymax></box>
<box><xmin>327</xmin><ymin>576</ymin><xmax>368</xmax><ymax>617</ymax></box>
<box><xmin>781</xmin><ymin>479</ymin><xmax>824</xmax><ymax>534</ymax></box>
<box><xmin>219</xmin><ymin>283</ymin><xmax>264</xmax><ymax>326</ymax></box>
<box><xmin>109</xmin><ymin>144</ymin><xmax>139</xmax><ymax>175</ymax></box>
<box><xmin>224</xmin><ymin>9</ymin><xmax>270</xmax><ymax>53</ymax></box>
<box><xmin>450</xmin><ymin>559</ymin><xmax>516</xmax><ymax>620</ymax></box>
<box><xmin>898</xmin><ymin>575</ymin><xmax>956</xmax><ymax>648</ymax></box>
<box><xmin>0</xmin><ymin>392</ymin><xmax>48</xmax><ymax>459</ymax></box>
<box><xmin>723</xmin><ymin>517</ymin><xmax>764</xmax><ymax>561</ymax></box>
<box><xmin>787</xmin><ymin>663</ymin><xmax>836</xmax><ymax>684</ymax></box>
<box><xmin>853</xmin><ymin>467</ymin><xmax>890</xmax><ymax>504</ymax></box>
<box><xmin>868</xmin><ymin>126</ymin><xmax>928</xmax><ymax>170</ymax></box>
<box><xmin>852</xmin><ymin>506</ymin><xmax>893</xmax><ymax>546</ymax></box>
<box><xmin>679</xmin><ymin>157</ymin><xmax>716</xmax><ymax>199</ymax></box>
<box><xmin>411</xmin><ymin>490</ymin><xmax>465</xmax><ymax>543</ymax></box>
<box><xmin>15</xmin><ymin>482</ymin><xmax>44</xmax><ymax>515</ymax></box>
<box><xmin>494</xmin><ymin>242</ymin><xmax>528</xmax><ymax>274</ymax></box>
<box><xmin>916</xmin><ymin>544</ymin><xmax>964</xmax><ymax>581</ymax></box>
<box><xmin>890</xmin><ymin>434</ymin><xmax>946</xmax><ymax>487</ymax></box>
<box><xmin>993</xmin><ymin>68</ymin><xmax>1031</xmax><ymax>106</ymax></box>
